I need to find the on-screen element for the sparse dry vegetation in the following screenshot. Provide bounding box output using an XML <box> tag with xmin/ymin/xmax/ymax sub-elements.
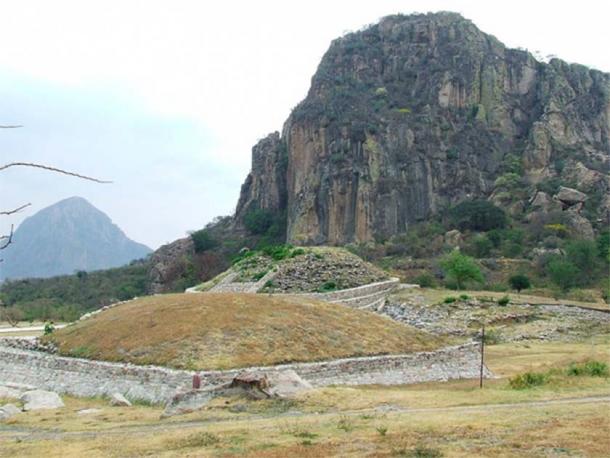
<box><xmin>46</xmin><ymin>293</ymin><xmax>441</xmax><ymax>370</ymax></box>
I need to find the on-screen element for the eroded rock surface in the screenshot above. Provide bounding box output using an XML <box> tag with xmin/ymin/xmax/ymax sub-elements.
<box><xmin>233</xmin><ymin>12</ymin><xmax>609</xmax><ymax>245</ymax></box>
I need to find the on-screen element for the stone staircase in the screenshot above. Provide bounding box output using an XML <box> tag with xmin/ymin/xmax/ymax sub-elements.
<box><xmin>208</xmin><ymin>270</ymin><xmax>277</xmax><ymax>293</ymax></box>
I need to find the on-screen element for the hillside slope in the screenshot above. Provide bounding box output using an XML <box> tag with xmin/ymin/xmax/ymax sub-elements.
<box><xmin>0</xmin><ymin>197</ymin><xmax>151</xmax><ymax>280</ymax></box>
<box><xmin>234</xmin><ymin>12</ymin><xmax>609</xmax><ymax>245</ymax></box>
<box><xmin>48</xmin><ymin>293</ymin><xmax>443</xmax><ymax>370</ymax></box>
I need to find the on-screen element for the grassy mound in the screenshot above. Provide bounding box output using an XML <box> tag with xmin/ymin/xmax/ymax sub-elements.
<box><xmin>47</xmin><ymin>293</ymin><xmax>442</xmax><ymax>370</ymax></box>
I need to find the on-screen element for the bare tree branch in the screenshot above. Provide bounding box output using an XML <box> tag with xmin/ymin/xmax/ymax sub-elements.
<box><xmin>0</xmin><ymin>203</ymin><xmax>31</xmax><ymax>216</ymax></box>
<box><xmin>0</xmin><ymin>162</ymin><xmax>111</xmax><ymax>183</ymax></box>
<box><xmin>0</xmin><ymin>125</ymin><xmax>23</xmax><ymax>129</ymax></box>
<box><xmin>0</xmin><ymin>225</ymin><xmax>14</xmax><ymax>250</ymax></box>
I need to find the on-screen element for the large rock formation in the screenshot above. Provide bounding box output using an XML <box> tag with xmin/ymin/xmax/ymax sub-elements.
<box><xmin>234</xmin><ymin>12</ymin><xmax>609</xmax><ymax>245</ymax></box>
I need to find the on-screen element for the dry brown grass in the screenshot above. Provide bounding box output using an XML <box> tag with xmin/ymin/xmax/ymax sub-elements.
<box><xmin>47</xmin><ymin>293</ymin><xmax>442</xmax><ymax>370</ymax></box>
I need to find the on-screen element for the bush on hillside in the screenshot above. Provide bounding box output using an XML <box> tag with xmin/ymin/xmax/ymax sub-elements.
<box><xmin>547</xmin><ymin>257</ymin><xmax>580</xmax><ymax>292</ymax></box>
<box><xmin>413</xmin><ymin>272</ymin><xmax>435</xmax><ymax>288</ymax></box>
<box><xmin>466</xmin><ymin>234</ymin><xmax>493</xmax><ymax>258</ymax></box>
<box><xmin>508</xmin><ymin>274</ymin><xmax>531</xmax><ymax>292</ymax></box>
<box><xmin>597</xmin><ymin>230</ymin><xmax>610</xmax><ymax>261</ymax></box>
<box><xmin>244</xmin><ymin>209</ymin><xmax>275</xmax><ymax>235</ymax></box>
<box><xmin>497</xmin><ymin>295</ymin><xmax>510</xmax><ymax>306</ymax></box>
<box><xmin>449</xmin><ymin>200</ymin><xmax>507</xmax><ymax>232</ymax></box>
<box><xmin>190</xmin><ymin>229</ymin><xmax>219</xmax><ymax>253</ymax></box>
<box><xmin>565</xmin><ymin>239</ymin><xmax>599</xmax><ymax>282</ymax></box>
<box><xmin>440</xmin><ymin>250</ymin><xmax>484</xmax><ymax>290</ymax></box>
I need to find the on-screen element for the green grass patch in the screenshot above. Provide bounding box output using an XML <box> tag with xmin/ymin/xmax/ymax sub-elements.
<box><xmin>567</xmin><ymin>360</ymin><xmax>608</xmax><ymax>377</ymax></box>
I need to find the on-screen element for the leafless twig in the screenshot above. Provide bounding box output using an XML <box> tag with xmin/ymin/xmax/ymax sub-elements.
<box><xmin>0</xmin><ymin>125</ymin><xmax>23</xmax><ymax>129</ymax></box>
<box><xmin>0</xmin><ymin>225</ymin><xmax>14</xmax><ymax>250</ymax></box>
<box><xmin>0</xmin><ymin>162</ymin><xmax>111</xmax><ymax>183</ymax></box>
<box><xmin>0</xmin><ymin>203</ymin><xmax>32</xmax><ymax>216</ymax></box>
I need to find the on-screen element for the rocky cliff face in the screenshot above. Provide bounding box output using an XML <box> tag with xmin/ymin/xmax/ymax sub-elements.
<box><xmin>234</xmin><ymin>12</ymin><xmax>609</xmax><ymax>245</ymax></box>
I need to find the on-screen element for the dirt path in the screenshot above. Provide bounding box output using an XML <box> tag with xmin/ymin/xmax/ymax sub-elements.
<box><xmin>1</xmin><ymin>395</ymin><xmax>608</xmax><ymax>442</ymax></box>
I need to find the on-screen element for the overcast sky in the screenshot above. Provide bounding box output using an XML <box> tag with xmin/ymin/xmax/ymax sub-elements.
<box><xmin>1</xmin><ymin>0</ymin><xmax>608</xmax><ymax>249</ymax></box>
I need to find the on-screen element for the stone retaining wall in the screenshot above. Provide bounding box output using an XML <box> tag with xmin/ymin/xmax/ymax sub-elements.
<box><xmin>301</xmin><ymin>278</ymin><xmax>400</xmax><ymax>309</ymax></box>
<box><xmin>0</xmin><ymin>342</ymin><xmax>488</xmax><ymax>404</ymax></box>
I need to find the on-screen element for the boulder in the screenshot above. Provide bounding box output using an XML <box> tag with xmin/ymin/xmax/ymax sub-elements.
<box><xmin>162</xmin><ymin>370</ymin><xmax>313</xmax><ymax>418</ymax></box>
<box><xmin>109</xmin><ymin>393</ymin><xmax>132</xmax><ymax>407</ymax></box>
<box><xmin>564</xmin><ymin>212</ymin><xmax>595</xmax><ymax>240</ymax></box>
<box><xmin>161</xmin><ymin>384</ymin><xmax>225</xmax><ymax>418</ymax></box>
<box><xmin>529</xmin><ymin>191</ymin><xmax>560</xmax><ymax>213</ymax></box>
<box><xmin>264</xmin><ymin>370</ymin><xmax>312</xmax><ymax>398</ymax></box>
<box><xmin>0</xmin><ymin>385</ymin><xmax>22</xmax><ymax>399</ymax></box>
<box><xmin>444</xmin><ymin>230</ymin><xmax>462</xmax><ymax>248</ymax></box>
<box><xmin>0</xmin><ymin>403</ymin><xmax>21</xmax><ymax>420</ymax></box>
<box><xmin>20</xmin><ymin>390</ymin><xmax>64</xmax><ymax>411</ymax></box>
<box><xmin>554</xmin><ymin>186</ymin><xmax>587</xmax><ymax>207</ymax></box>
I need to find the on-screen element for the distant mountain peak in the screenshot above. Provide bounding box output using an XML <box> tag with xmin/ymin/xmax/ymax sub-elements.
<box><xmin>0</xmin><ymin>197</ymin><xmax>152</xmax><ymax>280</ymax></box>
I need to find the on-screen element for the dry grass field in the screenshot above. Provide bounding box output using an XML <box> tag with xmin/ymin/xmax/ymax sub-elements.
<box><xmin>46</xmin><ymin>293</ymin><xmax>443</xmax><ymax>370</ymax></box>
<box><xmin>1</xmin><ymin>340</ymin><xmax>608</xmax><ymax>457</ymax></box>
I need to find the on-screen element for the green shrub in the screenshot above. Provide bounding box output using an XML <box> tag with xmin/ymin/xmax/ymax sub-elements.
<box><xmin>567</xmin><ymin>360</ymin><xmax>608</xmax><ymax>377</ymax></box>
<box><xmin>44</xmin><ymin>321</ymin><xmax>55</xmax><ymax>335</ymax></box>
<box><xmin>467</xmin><ymin>234</ymin><xmax>493</xmax><ymax>258</ymax></box>
<box><xmin>449</xmin><ymin>200</ymin><xmax>507</xmax><ymax>232</ymax></box>
<box><xmin>565</xmin><ymin>239</ymin><xmax>599</xmax><ymax>282</ymax></box>
<box><xmin>459</xmin><ymin>294</ymin><xmax>470</xmax><ymax>300</ymax></box>
<box><xmin>508</xmin><ymin>274</ymin><xmax>531</xmax><ymax>292</ymax></box>
<box><xmin>244</xmin><ymin>209</ymin><xmax>275</xmax><ymax>235</ymax></box>
<box><xmin>483</xmin><ymin>329</ymin><xmax>501</xmax><ymax>345</ymax></box>
<box><xmin>497</xmin><ymin>295</ymin><xmax>510</xmax><ymax>306</ymax></box>
<box><xmin>336</xmin><ymin>416</ymin><xmax>354</xmax><ymax>432</ymax></box>
<box><xmin>494</xmin><ymin>172</ymin><xmax>522</xmax><ymax>190</ymax></box>
<box><xmin>318</xmin><ymin>281</ymin><xmax>338</xmax><ymax>292</ymax></box>
<box><xmin>547</xmin><ymin>258</ymin><xmax>580</xmax><ymax>291</ymax></box>
<box><xmin>374</xmin><ymin>87</ymin><xmax>388</xmax><ymax>97</ymax></box>
<box><xmin>443</xmin><ymin>296</ymin><xmax>457</xmax><ymax>304</ymax></box>
<box><xmin>190</xmin><ymin>229</ymin><xmax>219</xmax><ymax>253</ymax></box>
<box><xmin>440</xmin><ymin>250</ymin><xmax>484</xmax><ymax>290</ymax></box>
<box><xmin>252</xmin><ymin>270</ymin><xmax>269</xmax><ymax>281</ymax></box>
<box><xmin>509</xmin><ymin>371</ymin><xmax>547</xmax><ymax>389</ymax></box>
<box><xmin>413</xmin><ymin>273</ymin><xmax>435</xmax><ymax>288</ymax></box>
<box><xmin>262</xmin><ymin>244</ymin><xmax>293</xmax><ymax>261</ymax></box>
<box><xmin>597</xmin><ymin>230</ymin><xmax>610</xmax><ymax>260</ymax></box>
<box><xmin>290</xmin><ymin>248</ymin><xmax>305</xmax><ymax>258</ymax></box>
<box><xmin>376</xmin><ymin>425</ymin><xmax>388</xmax><ymax>436</ymax></box>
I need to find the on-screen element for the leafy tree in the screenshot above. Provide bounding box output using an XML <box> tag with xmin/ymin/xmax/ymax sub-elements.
<box><xmin>467</xmin><ymin>234</ymin><xmax>493</xmax><ymax>258</ymax></box>
<box><xmin>597</xmin><ymin>230</ymin><xmax>610</xmax><ymax>261</ymax></box>
<box><xmin>190</xmin><ymin>229</ymin><xmax>218</xmax><ymax>253</ymax></box>
<box><xmin>547</xmin><ymin>258</ymin><xmax>580</xmax><ymax>291</ymax></box>
<box><xmin>449</xmin><ymin>200</ymin><xmax>507</xmax><ymax>232</ymax></box>
<box><xmin>565</xmin><ymin>239</ymin><xmax>599</xmax><ymax>282</ymax></box>
<box><xmin>243</xmin><ymin>209</ymin><xmax>275</xmax><ymax>235</ymax></box>
<box><xmin>508</xmin><ymin>274</ymin><xmax>531</xmax><ymax>292</ymax></box>
<box><xmin>440</xmin><ymin>250</ymin><xmax>484</xmax><ymax>290</ymax></box>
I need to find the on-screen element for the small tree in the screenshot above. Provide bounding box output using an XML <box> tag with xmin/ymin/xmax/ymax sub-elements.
<box><xmin>243</xmin><ymin>209</ymin><xmax>274</xmax><ymax>235</ymax></box>
<box><xmin>449</xmin><ymin>200</ymin><xmax>507</xmax><ymax>232</ymax></box>
<box><xmin>547</xmin><ymin>258</ymin><xmax>579</xmax><ymax>292</ymax></box>
<box><xmin>508</xmin><ymin>274</ymin><xmax>531</xmax><ymax>292</ymax></box>
<box><xmin>565</xmin><ymin>240</ymin><xmax>599</xmax><ymax>282</ymax></box>
<box><xmin>190</xmin><ymin>229</ymin><xmax>218</xmax><ymax>253</ymax></box>
<box><xmin>440</xmin><ymin>250</ymin><xmax>484</xmax><ymax>290</ymax></box>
